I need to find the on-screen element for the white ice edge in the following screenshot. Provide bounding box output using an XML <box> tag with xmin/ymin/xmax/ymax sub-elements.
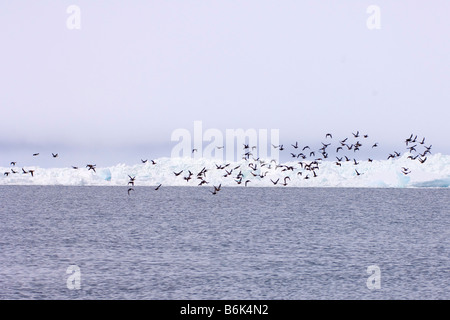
<box><xmin>1</xmin><ymin>153</ymin><xmax>449</xmax><ymax>188</ymax></box>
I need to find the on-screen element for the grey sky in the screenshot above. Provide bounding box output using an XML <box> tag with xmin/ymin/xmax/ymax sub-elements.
<box><xmin>1</xmin><ymin>1</ymin><xmax>449</xmax><ymax>167</ymax></box>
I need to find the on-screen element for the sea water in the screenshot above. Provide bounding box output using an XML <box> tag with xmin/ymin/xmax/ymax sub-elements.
<box><xmin>0</xmin><ymin>186</ymin><xmax>448</xmax><ymax>299</ymax></box>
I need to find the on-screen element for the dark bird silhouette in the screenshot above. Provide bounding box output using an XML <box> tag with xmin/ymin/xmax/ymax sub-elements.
<box><xmin>355</xmin><ymin>169</ymin><xmax>362</xmax><ymax>176</ymax></box>
<box><xmin>4</xmin><ymin>172</ymin><xmax>10</xmax><ymax>176</ymax></box>
<box><xmin>291</xmin><ymin>141</ymin><xmax>298</xmax><ymax>149</ymax></box>
<box><xmin>174</xmin><ymin>170</ymin><xmax>183</xmax><ymax>176</ymax></box>
<box><xmin>418</xmin><ymin>157</ymin><xmax>427</xmax><ymax>164</ymax></box>
<box><xmin>401</xmin><ymin>167</ymin><xmax>411</xmax><ymax>175</ymax></box>
<box><xmin>352</xmin><ymin>131</ymin><xmax>360</xmax><ymax>138</ymax></box>
<box><xmin>86</xmin><ymin>164</ymin><xmax>96</xmax><ymax>172</ymax></box>
<box><xmin>52</xmin><ymin>153</ymin><xmax>58</xmax><ymax>158</ymax></box>
<box><xmin>155</xmin><ymin>184</ymin><xmax>162</xmax><ymax>190</ymax></box>
<box><xmin>72</xmin><ymin>166</ymin><xmax>79</xmax><ymax>169</ymax></box>
<box><xmin>127</xmin><ymin>188</ymin><xmax>134</xmax><ymax>195</ymax></box>
<box><xmin>405</xmin><ymin>134</ymin><xmax>413</xmax><ymax>145</ymax></box>
<box><xmin>10</xmin><ymin>162</ymin><xmax>16</xmax><ymax>166</ymax></box>
<box><xmin>245</xmin><ymin>180</ymin><xmax>251</xmax><ymax>187</ymax></box>
<box><xmin>151</xmin><ymin>160</ymin><xmax>157</xmax><ymax>165</ymax></box>
<box><xmin>372</xmin><ymin>143</ymin><xmax>378</xmax><ymax>148</ymax></box>
<box><xmin>28</xmin><ymin>170</ymin><xmax>35</xmax><ymax>177</ymax></box>
<box><xmin>11</xmin><ymin>169</ymin><xmax>17</xmax><ymax>174</ymax></box>
<box><xmin>302</xmin><ymin>146</ymin><xmax>310</xmax><ymax>151</ymax></box>
<box><xmin>141</xmin><ymin>159</ymin><xmax>148</xmax><ymax>163</ymax></box>
<box><xmin>325</xmin><ymin>133</ymin><xmax>332</xmax><ymax>139</ymax></box>
<box><xmin>419</xmin><ymin>137</ymin><xmax>425</xmax><ymax>145</ymax></box>
<box><xmin>192</xmin><ymin>149</ymin><xmax>197</xmax><ymax>153</ymax></box>
<box><xmin>271</xmin><ymin>178</ymin><xmax>279</xmax><ymax>185</ymax></box>
<box><xmin>421</xmin><ymin>150</ymin><xmax>430</xmax><ymax>157</ymax></box>
<box><xmin>33</xmin><ymin>153</ymin><xmax>39</xmax><ymax>156</ymax></box>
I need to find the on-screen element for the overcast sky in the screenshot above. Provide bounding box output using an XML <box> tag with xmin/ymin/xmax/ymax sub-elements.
<box><xmin>0</xmin><ymin>1</ymin><xmax>449</xmax><ymax>167</ymax></box>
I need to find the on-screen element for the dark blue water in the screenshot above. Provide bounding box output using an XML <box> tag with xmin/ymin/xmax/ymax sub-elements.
<box><xmin>0</xmin><ymin>186</ymin><xmax>448</xmax><ymax>299</ymax></box>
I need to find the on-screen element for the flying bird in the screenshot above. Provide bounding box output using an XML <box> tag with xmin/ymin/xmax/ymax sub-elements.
<box><xmin>174</xmin><ymin>170</ymin><xmax>183</xmax><ymax>176</ymax></box>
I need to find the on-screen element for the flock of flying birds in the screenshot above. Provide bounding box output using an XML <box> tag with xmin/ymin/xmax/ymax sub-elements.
<box><xmin>3</xmin><ymin>132</ymin><xmax>433</xmax><ymax>195</ymax></box>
